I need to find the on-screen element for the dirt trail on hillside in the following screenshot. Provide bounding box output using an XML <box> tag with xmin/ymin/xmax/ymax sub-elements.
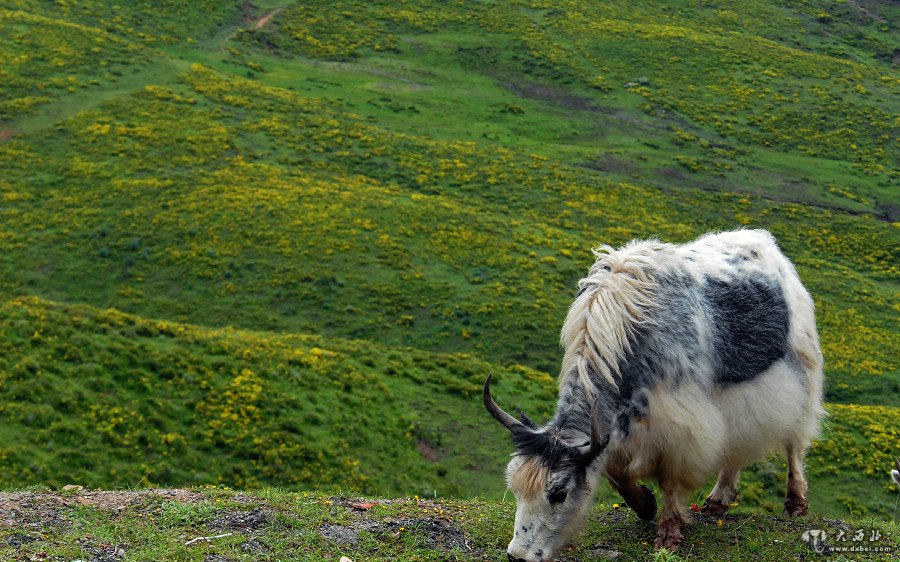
<box><xmin>254</xmin><ymin>7</ymin><xmax>284</xmax><ymax>29</ymax></box>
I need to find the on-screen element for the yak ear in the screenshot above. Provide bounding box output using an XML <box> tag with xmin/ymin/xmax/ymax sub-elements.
<box><xmin>511</xmin><ymin>425</ymin><xmax>552</xmax><ymax>457</ymax></box>
<box><xmin>518</xmin><ymin>411</ymin><xmax>538</xmax><ymax>430</ymax></box>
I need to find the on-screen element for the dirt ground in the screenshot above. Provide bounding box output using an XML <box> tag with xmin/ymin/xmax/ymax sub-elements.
<box><xmin>0</xmin><ymin>489</ymin><xmax>201</xmax><ymax>530</ymax></box>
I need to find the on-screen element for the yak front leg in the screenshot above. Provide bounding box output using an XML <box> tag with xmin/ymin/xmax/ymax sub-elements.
<box><xmin>605</xmin><ymin>453</ymin><xmax>657</xmax><ymax>521</ymax></box>
<box><xmin>607</xmin><ymin>471</ymin><xmax>657</xmax><ymax>521</ymax></box>
<box><xmin>654</xmin><ymin>485</ymin><xmax>688</xmax><ymax>552</ymax></box>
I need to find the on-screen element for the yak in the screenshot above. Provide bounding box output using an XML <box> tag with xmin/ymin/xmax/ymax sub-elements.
<box><xmin>484</xmin><ymin>229</ymin><xmax>824</xmax><ymax>560</ymax></box>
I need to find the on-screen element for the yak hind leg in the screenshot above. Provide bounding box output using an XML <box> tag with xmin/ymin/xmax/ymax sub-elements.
<box><xmin>784</xmin><ymin>442</ymin><xmax>809</xmax><ymax>516</ymax></box>
<box><xmin>701</xmin><ymin>466</ymin><xmax>740</xmax><ymax>516</ymax></box>
<box><xmin>654</xmin><ymin>485</ymin><xmax>688</xmax><ymax>552</ymax></box>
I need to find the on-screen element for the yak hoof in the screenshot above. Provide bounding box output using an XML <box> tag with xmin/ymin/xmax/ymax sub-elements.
<box><xmin>784</xmin><ymin>490</ymin><xmax>808</xmax><ymax>516</ymax></box>
<box><xmin>632</xmin><ymin>485</ymin><xmax>657</xmax><ymax>521</ymax></box>
<box><xmin>654</xmin><ymin>517</ymin><xmax>684</xmax><ymax>552</ymax></box>
<box><xmin>700</xmin><ymin>496</ymin><xmax>730</xmax><ymax>517</ymax></box>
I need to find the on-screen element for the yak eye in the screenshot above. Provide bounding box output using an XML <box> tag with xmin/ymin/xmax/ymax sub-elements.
<box><xmin>547</xmin><ymin>489</ymin><xmax>568</xmax><ymax>504</ymax></box>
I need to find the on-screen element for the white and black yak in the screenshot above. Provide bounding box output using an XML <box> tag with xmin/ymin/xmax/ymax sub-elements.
<box><xmin>484</xmin><ymin>229</ymin><xmax>824</xmax><ymax>560</ymax></box>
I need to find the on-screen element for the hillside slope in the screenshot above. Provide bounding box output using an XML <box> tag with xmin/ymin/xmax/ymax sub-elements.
<box><xmin>1</xmin><ymin>62</ymin><xmax>895</xmax><ymax>396</ymax></box>
<box><xmin>1</xmin><ymin>294</ymin><xmax>898</xmax><ymax>518</ymax></box>
<box><xmin>0</xmin><ymin>0</ymin><xmax>897</xmax><ymax>522</ymax></box>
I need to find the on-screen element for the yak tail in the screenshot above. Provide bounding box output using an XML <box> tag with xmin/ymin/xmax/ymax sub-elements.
<box><xmin>559</xmin><ymin>242</ymin><xmax>664</xmax><ymax>398</ymax></box>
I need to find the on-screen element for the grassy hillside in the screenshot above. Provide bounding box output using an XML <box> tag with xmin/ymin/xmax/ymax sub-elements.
<box><xmin>229</xmin><ymin>0</ymin><xmax>898</xmax><ymax>207</ymax></box>
<box><xmin>1</xmin><ymin>294</ymin><xmax>898</xmax><ymax>518</ymax></box>
<box><xmin>0</xmin><ymin>0</ymin><xmax>897</xmax><ymax>522</ymax></box>
<box><xmin>1</xmin><ymin>488</ymin><xmax>898</xmax><ymax>561</ymax></box>
<box><xmin>1</xmin><ymin>63</ymin><xmax>895</xmax><ymax>394</ymax></box>
<box><xmin>0</xmin><ymin>294</ymin><xmax>558</xmax><ymax>498</ymax></box>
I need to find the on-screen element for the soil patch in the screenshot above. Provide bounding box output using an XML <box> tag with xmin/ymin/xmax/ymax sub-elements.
<box><xmin>499</xmin><ymin>78</ymin><xmax>605</xmax><ymax>112</ymax></box>
<box><xmin>255</xmin><ymin>7</ymin><xmax>285</xmax><ymax>30</ymax></box>
<box><xmin>0</xmin><ymin>489</ymin><xmax>201</xmax><ymax>530</ymax></box>
<box><xmin>320</xmin><ymin>516</ymin><xmax>471</xmax><ymax>552</ymax></box>
<box><xmin>390</xmin><ymin>517</ymin><xmax>469</xmax><ymax>550</ymax></box>
<box><xmin>320</xmin><ymin>522</ymin><xmax>366</xmax><ymax>545</ymax></box>
<box><xmin>417</xmin><ymin>438</ymin><xmax>441</xmax><ymax>462</ymax></box>
<box><xmin>579</xmin><ymin>156</ymin><xmax>638</xmax><ymax>175</ymax></box>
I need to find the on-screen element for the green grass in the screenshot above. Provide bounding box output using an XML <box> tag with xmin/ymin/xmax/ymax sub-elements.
<box><xmin>0</xmin><ymin>0</ymin><xmax>897</xmax><ymax>526</ymax></box>
<box><xmin>0</xmin><ymin>488</ymin><xmax>897</xmax><ymax>561</ymax></box>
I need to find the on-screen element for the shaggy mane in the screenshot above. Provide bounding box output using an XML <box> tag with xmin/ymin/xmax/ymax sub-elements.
<box><xmin>559</xmin><ymin>240</ymin><xmax>668</xmax><ymax>397</ymax></box>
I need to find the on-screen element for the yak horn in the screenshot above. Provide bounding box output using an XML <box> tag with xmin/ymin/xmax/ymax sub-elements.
<box><xmin>580</xmin><ymin>399</ymin><xmax>610</xmax><ymax>465</ymax></box>
<box><xmin>483</xmin><ymin>374</ymin><xmax>522</xmax><ymax>432</ymax></box>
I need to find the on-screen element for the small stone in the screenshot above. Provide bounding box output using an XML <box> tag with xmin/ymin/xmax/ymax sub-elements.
<box><xmin>590</xmin><ymin>547</ymin><xmax>622</xmax><ymax>560</ymax></box>
<box><xmin>240</xmin><ymin>539</ymin><xmax>270</xmax><ymax>554</ymax></box>
<box><xmin>208</xmin><ymin>508</ymin><xmax>268</xmax><ymax>531</ymax></box>
<box><xmin>204</xmin><ymin>556</ymin><xmax>236</xmax><ymax>562</ymax></box>
<box><xmin>340</xmin><ymin>557</ymin><xmax>354</xmax><ymax>562</ymax></box>
<box><xmin>320</xmin><ymin>524</ymin><xmax>359</xmax><ymax>546</ymax></box>
<box><xmin>62</xmin><ymin>485</ymin><xmax>84</xmax><ymax>492</ymax></box>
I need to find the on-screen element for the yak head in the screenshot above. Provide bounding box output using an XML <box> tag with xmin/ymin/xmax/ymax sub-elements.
<box><xmin>483</xmin><ymin>374</ymin><xmax>610</xmax><ymax>562</ymax></box>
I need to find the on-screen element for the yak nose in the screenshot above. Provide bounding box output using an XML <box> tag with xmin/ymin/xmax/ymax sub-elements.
<box><xmin>507</xmin><ymin>554</ymin><xmax>528</xmax><ymax>562</ymax></box>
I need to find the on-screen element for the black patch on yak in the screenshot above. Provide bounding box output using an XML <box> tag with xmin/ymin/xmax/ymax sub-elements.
<box><xmin>704</xmin><ymin>274</ymin><xmax>789</xmax><ymax>385</ymax></box>
<box><xmin>604</xmin><ymin>272</ymin><xmax>787</xmax><ymax>396</ymax></box>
